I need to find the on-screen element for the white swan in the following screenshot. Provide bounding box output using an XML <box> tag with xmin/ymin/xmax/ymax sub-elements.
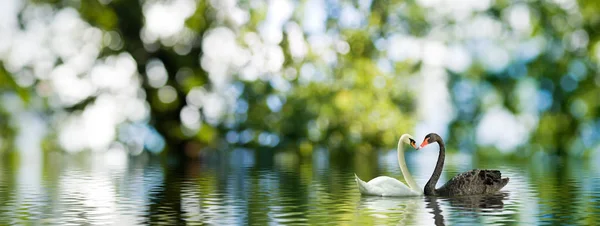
<box><xmin>355</xmin><ymin>134</ymin><xmax>422</xmax><ymax>197</ymax></box>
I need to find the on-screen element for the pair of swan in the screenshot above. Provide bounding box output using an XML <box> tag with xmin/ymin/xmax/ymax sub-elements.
<box><xmin>355</xmin><ymin>133</ymin><xmax>509</xmax><ymax>197</ymax></box>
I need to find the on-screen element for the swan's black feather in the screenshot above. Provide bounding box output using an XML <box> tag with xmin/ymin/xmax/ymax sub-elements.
<box><xmin>435</xmin><ymin>169</ymin><xmax>509</xmax><ymax>196</ymax></box>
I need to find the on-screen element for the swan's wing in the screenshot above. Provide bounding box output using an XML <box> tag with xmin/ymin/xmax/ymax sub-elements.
<box><xmin>355</xmin><ymin>175</ymin><xmax>420</xmax><ymax>197</ymax></box>
<box><xmin>438</xmin><ymin>169</ymin><xmax>510</xmax><ymax>196</ymax></box>
<box><xmin>367</xmin><ymin>176</ymin><xmax>420</xmax><ymax>196</ymax></box>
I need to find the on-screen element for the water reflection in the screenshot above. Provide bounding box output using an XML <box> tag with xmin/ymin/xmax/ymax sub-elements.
<box><xmin>0</xmin><ymin>150</ymin><xmax>599</xmax><ymax>225</ymax></box>
<box><xmin>426</xmin><ymin>197</ymin><xmax>445</xmax><ymax>226</ymax></box>
<box><xmin>441</xmin><ymin>192</ymin><xmax>507</xmax><ymax>211</ymax></box>
<box><xmin>356</xmin><ymin>192</ymin><xmax>508</xmax><ymax>225</ymax></box>
<box><xmin>425</xmin><ymin>193</ymin><xmax>508</xmax><ymax>226</ymax></box>
<box><xmin>357</xmin><ymin>196</ymin><xmax>425</xmax><ymax>225</ymax></box>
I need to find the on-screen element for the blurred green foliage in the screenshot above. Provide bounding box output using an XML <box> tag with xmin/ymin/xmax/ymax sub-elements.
<box><xmin>1</xmin><ymin>0</ymin><xmax>599</xmax><ymax>157</ymax></box>
<box><xmin>0</xmin><ymin>64</ymin><xmax>22</xmax><ymax>154</ymax></box>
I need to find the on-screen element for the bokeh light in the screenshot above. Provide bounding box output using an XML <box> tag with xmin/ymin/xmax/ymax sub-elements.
<box><xmin>0</xmin><ymin>0</ymin><xmax>597</xmax><ymax>159</ymax></box>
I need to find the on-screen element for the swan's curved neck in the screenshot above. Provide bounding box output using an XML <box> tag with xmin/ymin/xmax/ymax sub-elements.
<box><xmin>424</xmin><ymin>137</ymin><xmax>445</xmax><ymax>196</ymax></box>
<box><xmin>397</xmin><ymin>139</ymin><xmax>421</xmax><ymax>193</ymax></box>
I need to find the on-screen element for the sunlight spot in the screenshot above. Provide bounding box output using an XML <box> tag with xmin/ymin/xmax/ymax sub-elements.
<box><xmin>302</xmin><ymin>0</ymin><xmax>326</xmax><ymax>34</ymax></box>
<box><xmin>269</xmin><ymin>75</ymin><xmax>292</xmax><ymax>92</ymax></box>
<box><xmin>335</xmin><ymin>40</ymin><xmax>350</xmax><ymax>55</ymax></box>
<box><xmin>476</xmin><ymin>107</ymin><xmax>528</xmax><ymax>152</ymax></box>
<box><xmin>91</xmin><ymin>53</ymin><xmax>136</xmax><ymax>92</ymax></box>
<box><xmin>567</xmin><ymin>29</ymin><xmax>589</xmax><ymax>51</ymax></box>
<box><xmin>260</xmin><ymin>0</ymin><xmax>293</xmax><ymax>44</ymax></box>
<box><xmin>387</xmin><ymin>35</ymin><xmax>421</xmax><ymax>62</ymax></box>
<box><xmin>266</xmin><ymin>94</ymin><xmax>284</xmax><ymax>112</ymax></box>
<box><xmin>515</xmin><ymin>78</ymin><xmax>538</xmax><ymax>113</ymax></box>
<box><xmin>505</xmin><ymin>4</ymin><xmax>531</xmax><ymax>34</ymax></box>
<box><xmin>422</xmin><ymin>41</ymin><xmax>447</xmax><ymax>67</ymax></box>
<box><xmin>14</xmin><ymin>69</ymin><xmax>35</xmax><ymax>87</ymax></box>
<box><xmin>445</xmin><ymin>45</ymin><xmax>471</xmax><ymax>73</ymax></box>
<box><xmin>339</xmin><ymin>4</ymin><xmax>362</xmax><ymax>29</ymax></box>
<box><xmin>479</xmin><ymin>43</ymin><xmax>510</xmax><ymax>73</ymax></box>
<box><xmin>265</xmin><ymin>45</ymin><xmax>285</xmax><ymax>72</ymax></box>
<box><xmin>186</xmin><ymin>87</ymin><xmax>207</xmax><ymax>108</ymax></box>
<box><xmin>84</xmin><ymin>95</ymin><xmax>120</xmax><ymax>151</ymax></box>
<box><xmin>158</xmin><ymin>86</ymin><xmax>177</xmax><ymax>103</ymax></box>
<box><xmin>146</xmin><ymin>59</ymin><xmax>168</xmax><ymax>88</ymax></box>
<box><xmin>202</xmin><ymin>93</ymin><xmax>225</xmax><ymax>125</ymax></box>
<box><xmin>285</xmin><ymin>22</ymin><xmax>307</xmax><ymax>60</ymax></box>
<box><xmin>103</xmin><ymin>30</ymin><xmax>123</xmax><ymax>50</ymax></box>
<box><xmin>51</xmin><ymin>65</ymin><xmax>96</xmax><ymax>106</ymax></box>
<box><xmin>202</xmin><ymin>26</ymin><xmax>249</xmax><ymax>88</ymax></box>
<box><xmin>181</xmin><ymin>105</ymin><xmax>202</xmax><ymax>131</ymax></box>
<box><xmin>105</xmin><ymin>142</ymin><xmax>128</xmax><ymax>166</ymax></box>
<box><xmin>143</xmin><ymin>0</ymin><xmax>196</xmax><ymax>39</ymax></box>
<box><xmin>467</xmin><ymin>15</ymin><xmax>502</xmax><ymax>38</ymax></box>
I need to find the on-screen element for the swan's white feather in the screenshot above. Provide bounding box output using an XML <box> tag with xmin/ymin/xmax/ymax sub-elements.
<box><xmin>355</xmin><ymin>174</ymin><xmax>421</xmax><ymax>197</ymax></box>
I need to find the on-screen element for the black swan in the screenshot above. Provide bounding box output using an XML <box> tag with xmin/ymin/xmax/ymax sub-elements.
<box><xmin>418</xmin><ymin>133</ymin><xmax>509</xmax><ymax>196</ymax></box>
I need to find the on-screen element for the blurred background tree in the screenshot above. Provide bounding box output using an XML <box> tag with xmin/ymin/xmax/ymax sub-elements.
<box><xmin>0</xmin><ymin>0</ymin><xmax>598</xmax><ymax>158</ymax></box>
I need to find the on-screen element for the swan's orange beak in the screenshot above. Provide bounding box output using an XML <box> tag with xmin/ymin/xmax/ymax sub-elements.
<box><xmin>419</xmin><ymin>139</ymin><xmax>430</xmax><ymax>148</ymax></box>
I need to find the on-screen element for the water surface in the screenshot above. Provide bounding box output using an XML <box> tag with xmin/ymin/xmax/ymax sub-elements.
<box><xmin>1</xmin><ymin>149</ymin><xmax>599</xmax><ymax>225</ymax></box>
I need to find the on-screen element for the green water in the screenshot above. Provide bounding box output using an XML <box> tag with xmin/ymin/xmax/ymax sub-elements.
<box><xmin>0</xmin><ymin>149</ymin><xmax>599</xmax><ymax>225</ymax></box>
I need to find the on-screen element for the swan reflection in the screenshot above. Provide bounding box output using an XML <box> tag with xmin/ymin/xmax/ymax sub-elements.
<box><xmin>443</xmin><ymin>192</ymin><xmax>508</xmax><ymax>211</ymax></box>
<box><xmin>357</xmin><ymin>196</ymin><xmax>424</xmax><ymax>225</ymax></box>
<box><xmin>425</xmin><ymin>192</ymin><xmax>509</xmax><ymax>226</ymax></box>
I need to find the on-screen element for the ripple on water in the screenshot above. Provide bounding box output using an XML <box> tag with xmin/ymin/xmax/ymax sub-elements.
<box><xmin>1</xmin><ymin>156</ymin><xmax>600</xmax><ymax>225</ymax></box>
